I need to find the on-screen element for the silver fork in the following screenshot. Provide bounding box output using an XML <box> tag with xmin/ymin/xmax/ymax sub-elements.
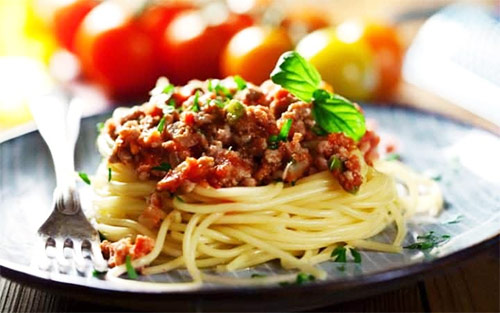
<box><xmin>30</xmin><ymin>91</ymin><xmax>107</xmax><ymax>274</ymax></box>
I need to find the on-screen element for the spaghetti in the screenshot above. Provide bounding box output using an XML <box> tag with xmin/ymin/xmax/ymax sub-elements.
<box><xmin>93</xmin><ymin>131</ymin><xmax>441</xmax><ymax>284</ymax></box>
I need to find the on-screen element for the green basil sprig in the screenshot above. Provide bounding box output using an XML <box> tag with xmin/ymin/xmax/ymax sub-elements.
<box><xmin>271</xmin><ymin>51</ymin><xmax>366</xmax><ymax>141</ymax></box>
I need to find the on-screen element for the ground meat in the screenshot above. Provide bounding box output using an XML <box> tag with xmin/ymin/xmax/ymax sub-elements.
<box><xmin>106</xmin><ymin>77</ymin><xmax>380</xmax><ymax>193</ymax></box>
<box><xmin>101</xmin><ymin>235</ymin><xmax>155</xmax><ymax>267</ymax></box>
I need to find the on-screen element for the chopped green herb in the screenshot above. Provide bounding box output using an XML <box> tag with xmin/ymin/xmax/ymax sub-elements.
<box><xmin>78</xmin><ymin>172</ymin><xmax>91</xmax><ymax>185</ymax></box>
<box><xmin>92</xmin><ymin>269</ymin><xmax>107</xmax><ymax>277</ymax></box>
<box><xmin>157</xmin><ymin>116</ymin><xmax>166</xmax><ymax>133</ymax></box>
<box><xmin>211</xmin><ymin>99</ymin><xmax>226</xmax><ymax>108</ymax></box>
<box><xmin>207</xmin><ymin>79</ymin><xmax>213</xmax><ymax>91</ymax></box>
<box><xmin>192</xmin><ymin>91</ymin><xmax>200</xmax><ymax>112</ymax></box>
<box><xmin>296</xmin><ymin>273</ymin><xmax>315</xmax><ymax>285</ymax></box>
<box><xmin>162</xmin><ymin>83</ymin><xmax>174</xmax><ymax>95</ymax></box>
<box><xmin>278</xmin><ymin>118</ymin><xmax>293</xmax><ymax>141</ymax></box>
<box><xmin>328</xmin><ymin>156</ymin><xmax>342</xmax><ymax>171</ymax></box>
<box><xmin>168</xmin><ymin>98</ymin><xmax>176</xmax><ymax>108</ymax></box>
<box><xmin>125</xmin><ymin>255</ymin><xmax>138</xmax><ymax>279</ymax></box>
<box><xmin>251</xmin><ymin>273</ymin><xmax>267</xmax><ymax>278</ymax></box>
<box><xmin>269</xmin><ymin>119</ymin><xmax>293</xmax><ymax>149</ymax></box>
<box><xmin>404</xmin><ymin>231</ymin><xmax>451</xmax><ymax>250</ymax></box>
<box><xmin>215</xmin><ymin>83</ymin><xmax>232</xmax><ymax>99</ymax></box>
<box><xmin>350</xmin><ymin>248</ymin><xmax>362</xmax><ymax>263</ymax></box>
<box><xmin>96</xmin><ymin>122</ymin><xmax>104</xmax><ymax>132</ymax></box>
<box><xmin>152</xmin><ymin>162</ymin><xmax>171</xmax><ymax>172</ymax></box>
<box><xmin>107</xmin><ymin>168</ymin><xmax>112</xmax><ymax>182</ymax></box>
<box><xmin>331</xmin><ymin>246</ymin><xmax>347</xmax><ymax>262</ymax></box>
<box><xmin>337</xmin><ymin>264</ymin><xmax>346</xmax><ymax>272</ymax></box>
<box><xmin>175</xmin><ymin>195</ymin><xmax>185</xmax><ymax>203</ymax></box>
<box><xmin>385</xmin><ymin>153</ymin><xmax>401</xmax><ymax>161</ymax></box>
<box><xmin>445</xmin><ymin>215</ymin><xmax>463</xmax><ymax>224</ymax></box>
<box><xmin>234</xmin><ymin>75</ymin><xmax>247</xmax><ymax>90</ymax></box>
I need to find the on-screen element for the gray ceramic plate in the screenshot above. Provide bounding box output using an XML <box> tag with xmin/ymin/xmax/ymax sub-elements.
<box><xmin>0</xmin><ymin>106</ymin><xmax>499</xmax><ymax>311</ymax></box>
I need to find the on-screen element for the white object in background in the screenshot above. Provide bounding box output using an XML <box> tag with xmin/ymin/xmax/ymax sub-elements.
<box><xmin>403</xmin><ymin>4</ymin><xmax>500</xmax><ymax>127</ymax></box>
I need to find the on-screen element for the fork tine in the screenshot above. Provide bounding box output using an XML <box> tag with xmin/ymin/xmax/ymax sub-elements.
<box><xmin>73</xmin><ymin>240</ymin><xmax>88</xmax><ymax>273</ymax></box>
<box><xmin>35</xmin><ymin>236</ymin><xmax>52</xmax><ymax>271</ymax></box>
<box><xmin>55</xmin><ymin>238</ymin><xmax>71</xmax><ymax>273</ymax></box>
<box><xmin>91</xmin><ymin>240</ymin><xmax>108</xmax><ymax>272</ymax></box>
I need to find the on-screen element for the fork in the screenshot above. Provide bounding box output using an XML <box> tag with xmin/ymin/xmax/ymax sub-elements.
<box><xmin>30</xmin><ymin>91</ymin><xmax>107</xmax><ymax>274</ymax></box>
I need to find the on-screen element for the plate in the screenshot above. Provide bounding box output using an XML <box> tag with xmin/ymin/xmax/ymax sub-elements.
<box><xmin>0</xmin><ymin>105</ymin><xmax>499</xmax><ymax>311</ymax></box>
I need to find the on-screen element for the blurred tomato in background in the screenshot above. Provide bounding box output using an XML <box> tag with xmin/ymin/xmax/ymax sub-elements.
<box><xmin>221</xmin><ymin>26</ymin><xmax>292</xmax><ymax>84</ymax></box>
<box><xmin>74</xmin><ymin>0</ymin><xmax>158</xmax><ymax>99</ymax></box>
<box><xmin>52</xmin><ymin>0</ymin><xmax>98</xmax><ymax>52</ymax></box>
<box><xmin>160</xmin><ymin>6</ymin><xmax>253</xmax><ymax>84</ymax></box>
<box><xmin>0</xmin><ymin>0</ymin><xmax>410</xmax><ymax>130</ymax></box>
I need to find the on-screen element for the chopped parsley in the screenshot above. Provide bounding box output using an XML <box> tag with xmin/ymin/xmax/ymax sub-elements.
<box><xmin>234</xmin><ymin>75</ymin><xmax>247</xmax><ymax>90</ymax></box>
<box><xmin>157</xmin><ymin>116</ymin><xmax>166</xmax><ymax>133</ymax></box>
<box><xmin>328</xmin><ymin>156</ymin><xmax>342</xmax><ymax>171</ymax></box>
<box><xmin>385</xmin><ymin>153</ymin><xmax>401</xmax><ymax>161</ymax></box>
<box><xmin>269</xmin><ymin>118</ymin><xmax>293</xmax><ymax>149</ymax></box>
<box><xmin>125</xmin><ymin>255</ymin><xmax>138</xmax><ymax>279</ymax></box>
<box><xmin>251</xmin><ymin>273</ymin><xmax>267</xmax><ymax>278</ymax></box>
<box><xmin>280</xmin><ymin>273</ymin><xmax>316</xmax><ymax>286</ymax></box>
<box><xmin>107</xmin><ymin>168</ymin><xmax>112</xmax><ymax>182</ymax></box>
<box><xmin>78</xmin><ymin>172</ymin><xmax>91</xmax><ymax>185</ymax></box>
<box><xmin>192</xmin><ymin>91</ymin><xmax>200</xmax><ymax>112</ymax></box>
<box><xmin>152</xmin><ymin>162</ymin><xmax>171</xmax><ymax>172</ymax></box>
<box><xmin>331</xmin><ymin>246</ymin><xmax>347</xmax><ymax>262</ymax></box>
<box><xmin>92</xmin><ymin>269</ymin><xmax>107</xmax><ymax>277</ymax></box>
<box><xmin>331</xmin><ymin>245</ymin><xmax>362</xmax><ymax>263</ymax></box>
<box><xmin>271</xmin><ymin>51</ymin><xmax>365</xmax><ymax>141</ymax></box>
<box><xmin>162</xmin><ymin>83</ymin><xmax>174</xmax><ymax>95</ymax></box>
<box><xmin>337</xmin><ymin>264</ymin><xmax>346</xmax><ymax>272</ymax></box>
<box><xmin>404</xmin><ymin>231</ymin><xmax>451</xmax><ymax>250</ymax></box>
<box><xmin>96</xmin><ymin>122</ymin><xmax>104</xmax><ymax>132</ymax></box>
<box><xmin>296</xmin><ymin>273</ymin><xmax>315</xmax><ymax>284</ymax></box>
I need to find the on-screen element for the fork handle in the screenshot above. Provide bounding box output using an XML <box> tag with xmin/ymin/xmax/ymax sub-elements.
<box><xmin>31</xmin><ymin>91</ymin><xmax>83</xmax><ymax>214</ymax></box>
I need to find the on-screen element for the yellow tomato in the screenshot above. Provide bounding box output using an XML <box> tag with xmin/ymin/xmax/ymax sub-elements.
<box><xmin>296</xmin><ymin>27</ymin><xmax>376</xmax><ymax>101</ymax></box>
<box><xmin>221</xmin><ymin>26</ymin><xmax>293</xmax><ymax>85</ymax></box>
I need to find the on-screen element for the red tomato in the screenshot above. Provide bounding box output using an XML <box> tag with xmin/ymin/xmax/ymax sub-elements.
<box><xmin>221</xmin><ymin>26</ymin><xmax>293</xmax><ymax>84</ymax></box>
<box><xmin>138</xmin><ymin>2</ymin><xmax>194</xmax><ymax>50</ymax></box>
<box><xmin>160</xmin><ymin>10</ymin><xmax>253</xmax><ymax>84</ymax></box>
<box><xmin>360</xmin><ymin>22</ymin><xmax>403</xmax><ymax>100</ymax></box>
<box><xmin>74</xmin><ymin>1</ymin><xmax>158</xmax><ymax>99</ymax></box>
<box><xmin>52</xmin><ymin>0</ymin><xmax>98</xmax><ymax>52</ymax></box>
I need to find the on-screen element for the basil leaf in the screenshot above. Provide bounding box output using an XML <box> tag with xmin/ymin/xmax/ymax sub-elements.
<box><xmin>271</xmin><ymin>51</ymin><xmax>321</xmax><ymax>102</ymax></box>
<box><xmin>125</xmin><ymin>255</ymin><xmax>138</xmax><ymax>279</ymax></box>
<box><xmin>312</xmin><ymin>90</ymin><xmax>366</xmax><ymax>141</ymax></box>
<box><xmin>234</xmin><ymin>75</ymin><xmax>247</xmax><ymax>90</ymax></box>
<box><xmin>78</xmin><ymin>172</ymin><xmax>91</xmax><ymax>185</ymax></box>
